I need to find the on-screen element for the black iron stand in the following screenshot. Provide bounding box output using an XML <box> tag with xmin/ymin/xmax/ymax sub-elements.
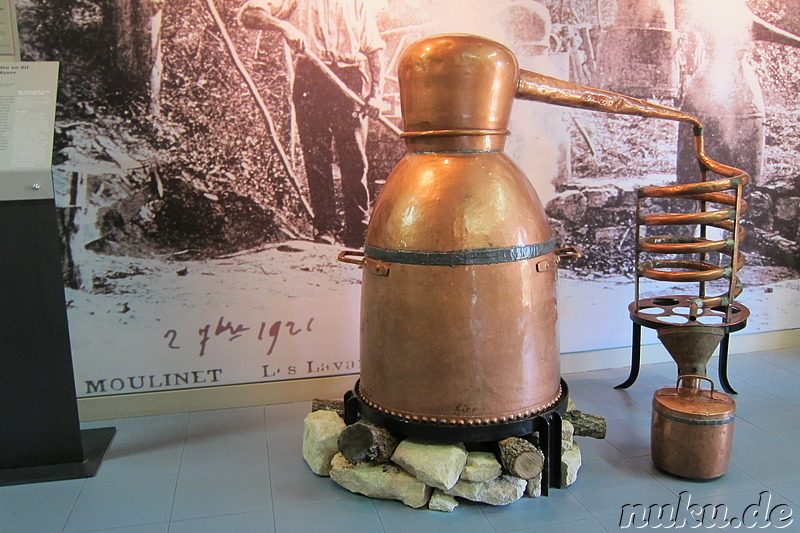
<box><xmin>344</xmin><ymin>378</ymin><xmax>569</xmax><ymax>495</ymax></box>
<box><xmin>0</xmin><ymin>200</ymin><xmax>115</xmax><ymax>486</ymax></box>
<box><xmin>615</xmin><ymin>297</ymin><xmax>749</xmax><ymax>394</ymax></box>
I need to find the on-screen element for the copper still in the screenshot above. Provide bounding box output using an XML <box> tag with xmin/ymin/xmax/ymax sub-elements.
<box><xmin>340</xmin><ymin>34</ymin><xmax>574</xmax><ymax>432</ymax></box>
<box><xmin>338</xmin><ymin>33</ymin><xmax>749</xmax><ymax>442</ymax></box>
<box><xmin>651</xmin><ymin>375</ymin><xmax>735</xmax><ymax>479</ymax></box>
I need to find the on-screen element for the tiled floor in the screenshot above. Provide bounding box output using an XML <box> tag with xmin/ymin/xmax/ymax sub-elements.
<box><xmin>2</xmin><ymin>346</ymin><xmax>799</xmax><ymax>532</ymax></box>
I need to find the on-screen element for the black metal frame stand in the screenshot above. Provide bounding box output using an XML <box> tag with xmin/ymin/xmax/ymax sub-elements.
<box><xmin>344</xmin><ymin>378</ymin><xmax>569</xmax><ymax>495</ymax></box>
<box><xmin>615</xmin><ymin>297</ymin><xmax>749</xmax><ymax>394</ymax></box>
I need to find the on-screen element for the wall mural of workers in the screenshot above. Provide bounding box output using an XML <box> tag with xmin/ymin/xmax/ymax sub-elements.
<box><xmin>11</xmin><ymin>0</ymin><xmax>800</xmax><ymax>397</ymax></box>
<box><xmin>238</xmin><ymin>0</ymin><xmax>386</xmax><ymax>248</ymax></box>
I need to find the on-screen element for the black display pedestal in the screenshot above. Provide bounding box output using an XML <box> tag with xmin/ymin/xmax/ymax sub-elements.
<box><xmin>0</xmin><ymin>199</ymin><xmax>114</xmax><ymax>486</ymax></box>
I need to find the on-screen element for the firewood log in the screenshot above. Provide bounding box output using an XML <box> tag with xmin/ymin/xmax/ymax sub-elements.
<box><xmin>564</xmin><ymin>410</ymin><xmax>607</xmax><ymax>439</ymax></box>
<box><xmin>337</xmin><ymin>422</ymin><xmax>400</xmax><ymax>464</ymax></box>
<box><xmin>497</xmin><ymin>437</ymin><xmax>545</xmax><ymax>479</ymax></box>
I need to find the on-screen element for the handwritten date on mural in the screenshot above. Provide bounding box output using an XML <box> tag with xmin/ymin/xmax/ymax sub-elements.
<box><xmin>163</xmin><ymin>315</ymin><xmax>314</xmax><ymax>357</ymax></box>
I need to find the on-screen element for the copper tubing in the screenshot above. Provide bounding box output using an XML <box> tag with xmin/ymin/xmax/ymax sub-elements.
<box><xmin>635</xmin><ymin>155</ymin><xmax>747</xmax><ymax>314</ymax></box>
<box><xmin>640</xmin><ymin>236</ymin><xmax>729</xmax><ymax>255</ymax></box>
<box><xmin>640</xmin><ymin>260</ymin><xmax>729</xmax><ymax>284</ymax></box>
<box><xmin>641</xmin><ymin>209</ymin><xmax>733</xmax><ymax>226</ymax></box>
<box><xmin>516</xmin><ymin>70</ymin><xmax>703</xmax><ymax>127</ymax></box>
<box><xmin>513</xmin><ymin>69</ymin><xmax>748</xmax><ymax>318</ymax></box>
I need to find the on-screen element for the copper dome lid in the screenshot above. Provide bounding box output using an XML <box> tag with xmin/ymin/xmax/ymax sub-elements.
<box><xmin>398</xmin><ymin>34</ymin><xmax>520</xmax><ymax>136</ymax></box>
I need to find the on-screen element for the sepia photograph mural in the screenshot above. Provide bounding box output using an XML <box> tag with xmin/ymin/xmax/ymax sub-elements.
<box><xmin>13</xmin><ymin>0</ymin><xmax>800</xmax><ymax>397</ymax></box>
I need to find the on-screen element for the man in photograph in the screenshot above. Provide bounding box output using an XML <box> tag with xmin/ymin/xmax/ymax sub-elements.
<box><xmin>239</xmin><ymin>0</ymin><xmax>385</xmax><ymax>248</ymax></box>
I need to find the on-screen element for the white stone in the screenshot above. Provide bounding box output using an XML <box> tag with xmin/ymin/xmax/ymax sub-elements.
<box><xmin>428</xmin><ymin>489</ymin><xmax>459</xmax><ymax>512</ymax></box>
<box><xmin>525</xmin><ymin>472</ymin><xmax>542</xmax><ymax>498</ymax></box>
<box><xmin>329</xmin><ymin>453</ymin><xmax>432</xmax><ymax>508</ymax></box>
<box><xmin>301</xmin><ymin>410</ymin><xmax>346</xmax><ymax>476</ymax></box>
<box><xmin>461</xmin><ymin>451</ymin><xmax>502</xmax><ymax>482</ymax></box>
<box><xmin>444</xmin><ymin>475</ymin><xmax>527</xmax><ymax>506</ymax></box>
<box><xmin>561</xmin><ymin>441</ymin><xmax>582</xmax><ymax>486</ymax></box>
<box><xmin>391</xmin><ymin>440</ymin><xmax>467</xmax><ymax>490</ymax></box>
<box><xmin>562</xmin><ymin>419</ymin><xmax>575</xmax><ymax>451</ymax></box>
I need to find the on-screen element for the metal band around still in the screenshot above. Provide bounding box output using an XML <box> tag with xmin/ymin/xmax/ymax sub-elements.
<box><xmin>364</xmin><ymin>239</ymin><xmax>556</xmax><ymax>267</ymax></box>
<box><xmin>654</xmin><ymin>408</ymin><xmax>735</xmax><ymax>426</ymax></box>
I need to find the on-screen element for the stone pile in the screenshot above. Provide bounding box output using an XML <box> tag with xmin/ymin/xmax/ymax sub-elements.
<box><xmin>301</xmin><ymin>399</ymin><xmax>605</xmax><ymax>512</ymax></box>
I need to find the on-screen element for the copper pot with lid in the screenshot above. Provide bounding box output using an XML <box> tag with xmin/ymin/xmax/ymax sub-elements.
<box><xmin>651</xmin><ymin>375</ymin><xmax>735</xmax><ymax>479</ymax></box>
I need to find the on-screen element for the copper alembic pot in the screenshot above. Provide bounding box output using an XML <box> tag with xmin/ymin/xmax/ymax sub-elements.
<box><xmin>339</xmin><ymin>34</ymin><xmax>577</xmax><ymax>445</ymax></box>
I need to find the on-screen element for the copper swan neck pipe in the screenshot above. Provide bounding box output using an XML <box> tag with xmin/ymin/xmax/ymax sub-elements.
<box><xmin>514</xmin><ymin>68</ymin><xmax>749</xmax><ymax>314</ymax></box>
<box><xmin>516</xmin><ymin>69</ymin><xmax>702</xmax><ymax>128</ymax></box>
<box><xmin>515</xmin><ymin>69</ymin><xmax>747</xmax><ymax>182</ymax></box>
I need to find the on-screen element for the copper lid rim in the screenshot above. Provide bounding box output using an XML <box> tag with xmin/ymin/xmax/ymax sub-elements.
<box><xmin>356</xmin><ymin>381</ymin><xmax>562</xmax><ymax>427</ymax></box>
<box><xmin>400</xmin><ymin>128</ymin><xmax>511</xmax><ymax>138</ymax></box>
<box><xmin>652</xmin><ymin>390</ymin><xmax>735</xmax><ymax>420</ymax></box>
<box><xmin>654</xmin><ymin>407</ymin><xmax>734</xmax><ymax>426</ymax></box>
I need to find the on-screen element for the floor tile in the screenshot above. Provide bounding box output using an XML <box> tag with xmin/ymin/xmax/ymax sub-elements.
<box><xmin>596</xmin><ymin>512</ymin><xmax>637</xmax><ymax>532</ymax></box>
<box><xmin>567</xmin><ymin>385</ymin><xmax>650</xmax><ymax>422</ymax></box>
<box><xmin>566</xmin><ymin>457</ymin><xmax>676</xmax><ymax>517</ymax></box>
<box><xmin>265</xmin><ymin>402</ymin><xmax>312</xmax><ymax>430</ymax></box>
<box><xmin>561</xmin><ymin>371</ymin><xmax>606</xmax><ymax>388</ymax></box>
<box><xmin>171</xmin><ymin>465</ymin><xmax>271</xmax><ymax>521</ymax></box>
<box><xmin>735</xmin><ymin>396</ymin><xmax>800</xmax><ymax>444</ymax></box>
<box><xmin>645</xmin><ymin>360</ymin><xmax>679</xmax><ymax>379</ymax></box>
<box><xmin>87</xmin><ymin>414</ymin><xmax>189</xmax><ymax>483</ymax></box>
<box><xmin>587</xmin><ymin>365</ymin><xmax>663</xmax><ymax>390</ymax></box>
<box><xmin>273</xmin><ymin>497</ymin><xmax>382</xmax><ymax>533</ymax></box>
<box><xmin>727</xmin><ymin>353</ymin><xmax>785</xmax><ymax>378</ymax></box>
<box><xmin>729</xmin><ymin>420</ymin><xmax>800</xmax><ymax>486</ymax></box>
<box><xmin>522</xmin><ymin>517</ymin><xmax>607</xmax><ymax>533</ymax></box>
<box><xmin>602</xmin><ymin>415</ymin><xmax>651</xmax><ymax>459</ymax></box>
<box><xmin>708</xmin><ymin>375</ymin><xmax>779</xmax><ymax>403</ymax></box>
<box><xmin>89</xmin><ymin>439</ymin><xmax>185</xmax><ymax>482</ymax></box>
<box><xmin>111</xmin><ymin>412</ymin><xmax>190</xmax><ymax>440</ymax></box>
<box><xmin>179</xmin><ymin>429</ymin><xmax>268</xmax><ymax>473</ymax></box>
<box><xmin>168</xmin><ymin>510</ymin><xmax>275</xmax><ymax>533</ymax></box>
<box><xmin>0</xmin><ymin>479</ymin><xmax>84</xmax><ymax>533</ymax></box>
<box><xmin>749</xmin><ymin>346</ymin><xmax>800</xmax><ymax>373</ymax></box>
<box><xmin>186</xmin><ymin>406</ymin><xmax>266</xmax><ymax>437</ymax></box>
<box><xmin>269</xmin><ymin>457</ymin><xmax>353</xmax><ymax>508</ymax></box>
<box><xmin>631</xmin><ymin>457</ymin><xmax>766</xmax><ymax>499</ymax></box>
<box><xmin>64</xmin><ymin>475</ymin><xmax>177</xmax><ymax>532</ymax></box>
<box><xmin>573</xmin><ymin>435</ymin><xmax>628</xmax><ymax>464</ymax></box>
<box><xmin>266</xmin><ymin>425</ymin><xmax>305</xmax><ymax>466</ymax></box>
<box><xmin>771</xmin><ymin>480</ymin><xmax>800</xmax><ymax>507</ymax></box>
<box><xmin>375</xmin><ymin>498</ymin><xmax>494</xmax><ymax>533</ymax></box>
<box><xmin>480</xmin><ymin>488</ymin><xmax>592</xmax><ymax>531</ymax></box>
<box><xmin>84</xmin><ymin>524</ymin><xmax>169</xmax><ymax>532</ymax></box>
<box><xmin>734</xmin><ymin>364</ymin><xmax>800</xmax><ymax>407</ymax></box>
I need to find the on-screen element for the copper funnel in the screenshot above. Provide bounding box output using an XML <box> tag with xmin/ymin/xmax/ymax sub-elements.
<box><xmin>657</xmin><ymin>326</ymin><xmax>725</xmax><ymax>386</ymax></box>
